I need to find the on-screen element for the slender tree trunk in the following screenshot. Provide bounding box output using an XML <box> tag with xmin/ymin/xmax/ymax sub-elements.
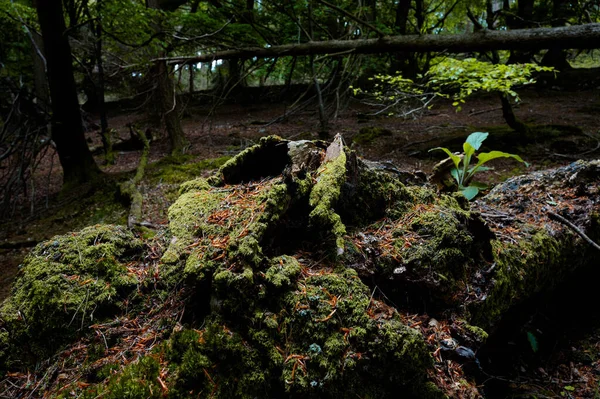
<box><xmin>507</xmin><ymin>0</ymin><xmax>535</xmax><ymax>63</ymax></box>
<box><xmin>308</xmin><ymin>0</ymin><xmax>328</xmax><ymax>137</ymax></box>
<box><xmin>35</xmin><ymin>0</ymin><xmax>100</xmax><ymax>188</ymax></box>
<box><xmin>541</xmin><ymin>0</ymin><xmax>572</xmax><ymax>70</ymax></box>
<box><xmin>156</xmin><ymin>60</ymin><xmax>188</xmax><ymax>155</ymax></box>
<box><xmin>30</xmin><ymin>31</ymin><xmax>49</xmax><ymax>113</ymax></box>
<box><xmin>95</xmin><ymin>0</ymin><xmax>114</xmax><ymax>164</ymax></box>
<box><xmin>189</xmin><ymin>65</ymin><xmax>195</xmax><ymax>93</ymax></box>
<box><xmin>391</xmin><ymin>0</ymin><xmax>411</xmax><ymax>75</ymax></box>
<box><xmin>146</xmin><ymin>0</ymin><xmax>188</xmax><ymax>155</ymax></box>
<box><xmin>500</xmin><ymin>94</ymin><xmax>529</xmax><ymax>136</ymax></box>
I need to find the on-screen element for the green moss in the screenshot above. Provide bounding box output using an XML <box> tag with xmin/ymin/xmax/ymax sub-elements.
<box><xmin>163</xmin><ymin>177</ymin><xmax>290</xmax><ymax>268</ymax></box>
<box><xmin>463</xmin><ymin>323</ymin><xmax>489</xmax><ymax>344</ymax></box>
<box><xmin>0</xmin><ymin>225</ymin><xmax>142</xmax><ymax>367</ymax></box>
<box><xmin>210</xmin><ymin>136</ymin><xmax>289</xmax><ymax>186</ymax></box>
<box><xmin>147</xmin><ymin>155</ymin><xmax>231</xmax><ymax>185</ymax></box>
<box><xmin>165</xmin><ymin>323</ymin><xmax>270</xmax><ymax>398</ymax></box>
<box><xmin>355</xmin><ymin>193</ymin><xmax>485</xmax><ymax>304</ymax></box>
<box><xmin>80</xmin><ymin>355</ymin><xmax>162</xmax><ymax>399</ymax></box>
<box><xmin>106</xmin><ymin>261</ymin><xmax>439</xmax><ymax>398</ymax></box>
<box><xmin>161</xmin><ymin>187</ymin><xmax>229</xmax><ymax>264</ymax></box>
<box><xmin>309</xmin><ymin>150</ymin><xmax>347</xmax><ymax>252</ymax></box>
<box><xmin>352</xmin><ymin>127</ymin><xmax>393</xmax><ymax>145</ymax></box>
<box><xmin>339</xmin><ymin>164</ymin><xmax>412</xmax><ymax>224</ymax></box>
<box><xmin>470</xmin><ymin>228</ymin><xmax>580</xmax><ymax>328</ymax></box>
<box><xmin>178</xmin><ymin>177</ymin><xmax>212</xmax><ymax>195</ymax></box>
<box><xmin>264</xmin><ymin>256</ymin><xmax>302</xmax><ymax>289</ymax></box>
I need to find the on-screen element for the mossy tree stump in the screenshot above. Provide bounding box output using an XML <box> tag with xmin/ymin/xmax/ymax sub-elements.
<box><xmin>2</xmin><ymin>135</ymin><xmax>599</xmax><ymax>398</ymax></box>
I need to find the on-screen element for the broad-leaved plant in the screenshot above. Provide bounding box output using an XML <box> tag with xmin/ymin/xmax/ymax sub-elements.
<box><xmin>430</xmin><ymin>132</ymin><xmax>528</xmax><ymax>200</ymax></box>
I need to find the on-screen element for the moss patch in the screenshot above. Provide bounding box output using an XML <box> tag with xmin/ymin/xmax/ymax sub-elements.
<box><xmin>85</xmin><ymin>261</ymin><xmax>440</xmax><ymax>399</ymax></box>
<box><xmin>470</xmin><ymin>228</ymin><xmax>582</xmax><ymax>328</ymax></box>
<box><xmin>147</xmin><ymin>155</ymin><xmax>231</xmax><ymax>185</ymax></box>
<box><xmin>308</xmin><ymin>149</ymin><xmax>347</xmax><ymax>253</ymax></box>
<box><xmin>343</xmin><ymin>189</ymin><xmax>495</xmax><ymax>311</ymax></box>
<box><xmin>0</xmin><ymin>225</ymin><xmax>142</xmax><ymax>367</ymax></box>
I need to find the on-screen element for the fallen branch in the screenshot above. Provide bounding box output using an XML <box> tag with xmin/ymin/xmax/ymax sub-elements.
<box><xmin>548</xmin><ymin>211</ymin><xmax>600</xmax><ymax>251</ymax></box>
<box><xmin>160</xmin><ymin>24</ymin><xmax>600</xmax><ymax>65</ymax></box>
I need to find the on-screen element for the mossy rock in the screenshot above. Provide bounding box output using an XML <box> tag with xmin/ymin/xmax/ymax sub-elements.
<box><xmin>0</xmin><ymin>225</ymin><xmax>142</xmax><ymax>367</ymax></box>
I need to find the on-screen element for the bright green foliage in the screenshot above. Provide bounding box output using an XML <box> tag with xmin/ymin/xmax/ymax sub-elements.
<box><xmin>354</xmin><ymin>58</ymin><xmax>553</xmax><ymax>118</ymax></box>
<box><xmin>430</xmin><ymin>132</ymin><xmax>528</xmax><ymax>200</ymax></box>
<box><xmin>427</xmin><ymin>58</ymin><xmax>554</xmax><ymax>111</ymax></box>
<box><xmin>0</xmin><ymin>225</ymin><xmax>142</xmax><ymax>367</ymax></box>
<box><xmin>351</xmin><ymin>74</ymin><xmax>436</xmax><ymax>117</ymax></box>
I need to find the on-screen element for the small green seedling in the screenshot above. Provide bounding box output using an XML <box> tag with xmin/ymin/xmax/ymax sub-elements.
<box><xmin>429</xmin><ymin>132</ymin><xmax>529</xmax><ymax>200</ymax></box>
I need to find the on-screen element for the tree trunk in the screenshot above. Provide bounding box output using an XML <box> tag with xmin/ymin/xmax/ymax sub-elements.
<box><xmin>506</xmin><ymin>0</ymin><xmax>537</xmax><ymax>63</ymax></box>
<box><xmin>35</xmin><ymin>0</ymin><xmax>100</xmax><ymax>188</ymax></box>
<box><xmin>30</xmin><ymin>31</ymin><xmax>49</xmax><ymax>113</ymax></box>
<box><xmin>189</xmin><ymin>65</ymin><xmax>195</xmax><ymax>93</ymax></box>
<box><xmin>500</xmin><ymin>94</ymin><xmax>529</xmax><ymax>136</ymax></box>
<box><xmin>541</xmin><ymin>0</ymin><xmax>572</xmax><ymax>70</ymax></box>
<box><xmin>95</xmin><ymin>0</ymin><xmax>114</xmax><ymax>165</ymax></box>
<box><xmin>146</xmin><ymin>0</ymin><xmax>188</xmax><ymax>156</ymax></box>
<box><xmin>165</xmin><ymin>23</ymin><xmax>600</xmax><ymax>65</ymax></box>
<box><xmin>156</xmin><ymin>60</ymin><xmax>188</xmax><ymax>155</ymax></box>
<box><xmin>391</xmin><ymin>0</ymin><xmax>411</xmax><ymax>75</ymax></box>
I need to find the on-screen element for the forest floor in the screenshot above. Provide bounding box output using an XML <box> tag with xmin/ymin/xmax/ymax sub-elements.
<box><xmin>2</xmin><ymin>87</ymin><xmax>599</xmax><ymax>302</ymax></box>
<box><xmin>0</xmin><ymin>86</ymin><xmax>599</xmax><ymax>397</ymax></box>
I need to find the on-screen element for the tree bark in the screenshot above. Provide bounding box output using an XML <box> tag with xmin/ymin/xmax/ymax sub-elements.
<box><xmin>164</xmin><ymin>23</ymin><xmax>600</xmax><ymax>65</ymax></box>
<box><xmin>500</xmin><ymin>94</ymin><xmax>529</xmax><ymax>136</ymax></box>
<box><xmin>146</xmin><ymin>0</ymin><xmax>188</xmax><ymax>156</ymax></box>
<box><xmin>94</xmin><ymin>0</ymin><xmax>114</xmax><ymax>165</ymax></box>
<box><xmin>156</xmin><ymin>60</ymin><xmax>188</xmax><ymax>155</ymax></box>
<box><xmin>35</xmin><ymin>0</ymin><xmax>100</xmax><ymax>187</ymax></box>
<box><xmin>30</xmin><ymin>31</ymin><xmax>49</xmax><ymax>113</ymax></box>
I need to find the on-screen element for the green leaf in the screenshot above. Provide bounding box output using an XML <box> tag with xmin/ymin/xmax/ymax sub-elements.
<box><xmin>461</xmin><ymin>186</ymin><xmax>479</xmax><ymax>200</ymax></box>
<box><xmin>469</xmin><ymin>181</ymin><xmax>488</xmax><ymax>189</ymax></box>
<box><xmin>450</xmin><ymin>168</ymin><xmax>460</xmax><ymax>184</ymax></box>
<box><xmin>476</xmin><ymin>151</ymin><xmax>528</xmax><ymax>168</ymax></box>
<box><xmin>564</xmin><ymin>386</ymin><xmax>575</xmax><ymax>392</ymax></box>
<box><xmin>429</xmin><ymin>147</ymin><xmax>461</xmax><ymax>171</ymax></box>
<box><xmin>463</xmin><ymin>142</ymin><xmax>476</xmax><ymax>159</ymax></box>
<box><xmin>465</xmin><ymin>132</ymin><xmax>488</xmax><ymax>151</ymax></box>
<box><xmin>468</xmin><ymin>165</ymin><xmax>493</xmax><ymax>173</ymax></box>
<box><xmin>527</xmin><ymin>331</ymin><xmax>539</xmax><ymax>353</ymax></box>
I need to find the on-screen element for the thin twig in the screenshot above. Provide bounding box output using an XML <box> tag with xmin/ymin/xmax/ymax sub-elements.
<box><xmin>548</xmin><ymin>211</ymin><xmax>600</xmax><ymax>251</ymax></box>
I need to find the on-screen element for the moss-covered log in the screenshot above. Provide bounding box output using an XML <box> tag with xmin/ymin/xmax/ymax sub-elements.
<box><xmin>1</xmin><ymin>136</ymin><xmax>599</xmax><ymax>398</ymax></box>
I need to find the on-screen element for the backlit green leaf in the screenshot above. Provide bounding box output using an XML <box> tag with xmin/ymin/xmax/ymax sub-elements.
<box><xmin>461</xmin><ymin>186</ymin><xmax>479</xmax><ymax>200</ymax></box>
<box><xmin>429</xmin><ymin>147</ymin><xmax>461</xmax><ymax>171</ymax></box>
